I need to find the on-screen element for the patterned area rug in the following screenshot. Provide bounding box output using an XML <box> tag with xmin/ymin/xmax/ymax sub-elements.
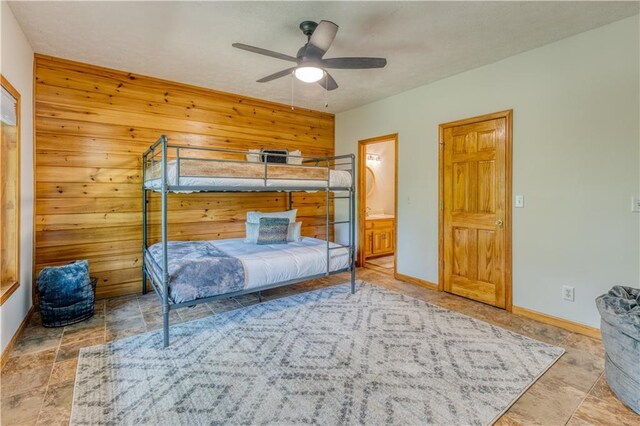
<box><xmin>71</xmin><ymin>282</ymin><xmax>564</xmax><ymax>425</ymax></box>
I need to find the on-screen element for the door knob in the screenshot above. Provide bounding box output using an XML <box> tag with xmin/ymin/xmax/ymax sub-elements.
<box><xmin>495</xmin><ymin>219</ymin><xmax>504</xmax><ymax>227</ymax></box>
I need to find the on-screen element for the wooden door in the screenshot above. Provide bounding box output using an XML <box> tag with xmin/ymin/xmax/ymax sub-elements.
<box><xmin>357</xmin><ymin>134</ymin><xmax>398</xmax><ymax>269</ymax></box>
<box><xmin>440</xmin><ymin>111</ymin><xmax>512</xmax><ymax>309</ymax></box>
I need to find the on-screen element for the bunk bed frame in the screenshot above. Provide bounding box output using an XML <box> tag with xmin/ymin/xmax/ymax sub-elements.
<box><xmin>142</xmin><ymin>135</ymin><xmax>356</xmax><ymax>347</ymax></box>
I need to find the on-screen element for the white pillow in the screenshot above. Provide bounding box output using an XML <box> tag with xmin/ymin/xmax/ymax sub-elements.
<box><xmin>245</xmin><ymin>221</ymin><xmax>302</xmax><ymax>243</ymax></box>
<box><xmin>246</xmin><ymin>149</ymin><xmax>262</xmax><ymax>163</ymax></box>
<box><xmin>287</xmin><ymin>150</ymin><xmax>303</xmax><ymax>165</ymax></box>
<box><xmin>287</xmin><ymin>221</ymin><xmax>302</xmax><ymax>242</ymax></box>
<box><xmin>246</xmin><ymin>209</ymin><xmax>297</xmax><ymax>224</ymax></box>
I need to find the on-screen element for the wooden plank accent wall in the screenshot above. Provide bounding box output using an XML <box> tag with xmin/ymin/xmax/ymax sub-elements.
<box><xmin>34</xmin><ymin>55</ymin><xmax>335</xmax><ymax>299</ymax></box>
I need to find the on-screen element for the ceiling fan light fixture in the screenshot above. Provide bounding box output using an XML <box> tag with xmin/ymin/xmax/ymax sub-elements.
<box><xmin>233</xmin><ymin>19</ymin><xmax>386</xmax><ymax>91</ymax></box>
<box><xmin>294</xmin><ymin>66</ymin><xmax>324</xmax><ymax>83</ymax></box>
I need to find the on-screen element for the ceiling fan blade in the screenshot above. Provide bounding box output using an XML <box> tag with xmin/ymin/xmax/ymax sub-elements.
<box><xmin>256</xmin><ymin>67</ymin><xmax>296</xmax><ymax>83</ymax></box>
<box><xmin>306</xmin><ymin>20</ymin><xmax>338</xmax><ymax>57</ymax></box>
<box><xmin>317</xmin><ymin>72</ymin><xmax>338</xmax><ymax>91</ymax></box>
<box><xmin>322</xmin><ymin>57</ymin><xmax>387</xmax><ymax>69</ymax></box>
<box><xmin>232</xmin><ymin>43</ymin><xmax>298</xmax><ymax>63</ymax></box>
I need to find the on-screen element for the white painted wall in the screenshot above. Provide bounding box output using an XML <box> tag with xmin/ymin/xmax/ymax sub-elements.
<box><xmin>366</xmin><ymin>140</ymin><xmax>395</xmax><ymax>216</ymax></box>
<box><xmin>336</xmin><ymin>16</ymin><xmax>640</xmax><ymax>328</ymax></box>
<box><xmin>0</xmin><ymin>2</ymin><xmax>34</xmax><ymax>354</ymax></box>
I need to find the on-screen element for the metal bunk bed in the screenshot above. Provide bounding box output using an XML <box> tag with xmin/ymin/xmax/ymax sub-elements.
<box><xmin>142</xmin><ymin>135</ymin><xmax>356</xmax><ymax>347</ymax></box>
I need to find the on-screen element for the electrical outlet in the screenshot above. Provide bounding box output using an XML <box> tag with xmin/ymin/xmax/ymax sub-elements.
<box><xmin>562</xmin><ymin>285</ymin><xmax>575</xmax><ymax>302</ymax></box>
<box><xmin>632</xmin><ymin>196</ymin><xmax>640</xmax><ymax>213</ymax></box>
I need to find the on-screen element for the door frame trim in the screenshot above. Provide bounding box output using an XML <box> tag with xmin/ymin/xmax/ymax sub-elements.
<box><xmin>357</xmin><ymin>133</ymin><xmax>398</xmax><ymax>278</ymax></box>
<box><xmin>438</xmin><ymin>110</ymin><xmax>513</xmax><ymax>311</ymax></box>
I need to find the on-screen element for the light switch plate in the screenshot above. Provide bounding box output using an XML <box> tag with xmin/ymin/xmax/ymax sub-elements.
<box><xmin>515</xmin><ymin>195</ymin><xmax>524</xmax><ymax>208</ymax></box>
<box><xmin>632</xmin><ymin>196</ymin><xmax>640</xmax><ymax>213</ymax></box>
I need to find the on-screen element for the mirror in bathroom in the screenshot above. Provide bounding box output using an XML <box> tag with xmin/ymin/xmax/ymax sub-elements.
<box><xmin>365</xmin><ymin>166</ymin><xmax>376</xmax><ymax>197</ymax></box>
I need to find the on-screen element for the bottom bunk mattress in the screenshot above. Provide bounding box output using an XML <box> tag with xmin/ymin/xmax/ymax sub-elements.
<box><xmin>145</xmin><ymin>237</ymin><xmax>350</xmax><ymax>303</ymax></box>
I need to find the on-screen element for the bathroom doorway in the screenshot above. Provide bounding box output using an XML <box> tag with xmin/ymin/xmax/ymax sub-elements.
<box><xmin>357</xmin><ymin>134</ymin><xmax>398</xmax><ymax>276</ymax></box>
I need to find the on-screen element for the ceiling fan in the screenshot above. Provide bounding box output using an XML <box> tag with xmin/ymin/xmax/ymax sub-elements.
<box><xmin>232</xmin><ymin>20</ymin><xmax>387</xmax><ymax>91</ymax></box>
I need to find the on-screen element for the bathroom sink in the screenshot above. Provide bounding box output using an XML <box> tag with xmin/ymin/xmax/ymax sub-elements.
<box><xmin>366</xmin><ymin>214</ymin><xmax>395</xmax><ymax>219</ymax></box>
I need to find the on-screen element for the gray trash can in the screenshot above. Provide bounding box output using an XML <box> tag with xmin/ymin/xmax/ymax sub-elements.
<box><xmin>596</xmin><ymin>286</ymin><xmax>640</xmax><ymax>414</ymax></box>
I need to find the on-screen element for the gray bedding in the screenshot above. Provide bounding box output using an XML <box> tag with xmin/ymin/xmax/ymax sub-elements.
<box><xmin>146</xmin><ymin>241</ymin><xmax>245</xmax><ymax>303</ymax></box>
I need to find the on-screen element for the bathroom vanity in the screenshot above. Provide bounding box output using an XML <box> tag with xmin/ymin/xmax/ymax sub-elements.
<box><xmin>364</xmin><ymin>215</ymin><xmax>395</xmax><ymax>258</ymax></box>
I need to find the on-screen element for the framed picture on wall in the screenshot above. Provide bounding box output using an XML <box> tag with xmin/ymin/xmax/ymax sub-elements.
<box><xmin>0</xmin><ymin>74</ymin><xmax>21</xmax><ymax>304</ymax></box>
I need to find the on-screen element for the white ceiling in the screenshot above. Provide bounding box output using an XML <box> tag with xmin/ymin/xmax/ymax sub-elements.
<box><xmin>9</xmin><ymin>1</ymin><xmax>639</xmax><ymax>113</ymax></box>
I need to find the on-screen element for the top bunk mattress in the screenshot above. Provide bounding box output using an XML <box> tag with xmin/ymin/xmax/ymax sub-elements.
<box><xmin>144</xmin><ymin>159</ymin><xmax>352</xmax><ymax>191</ymax></box>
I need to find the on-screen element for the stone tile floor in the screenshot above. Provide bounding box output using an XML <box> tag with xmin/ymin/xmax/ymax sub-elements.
<box><xmin>363</xmin><ymin>256</ymin><xmax>395</xmax><ymax>276</ymax></box>
<box><xmin>1</xmin><ymin>268</ymin><xmax>638</xmax><ymax>425</ymax></box>
<box><xmin>365</xmin><ymin>255</ymin><xmax>395</xmax><ymax>271</ymax></box>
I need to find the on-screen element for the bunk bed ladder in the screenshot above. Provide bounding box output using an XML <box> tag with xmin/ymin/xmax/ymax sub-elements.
<box><xmin>160</xmin><ymin>135</ymin><xmax>170</xmax><ymax>348</ymax></box>
<box><xmin>326</xmin><ymin>185</ymin><xmax>330</xmax><ymax>277</ymax></box>
<box><xmin>142</xmin><ymin>151</ymin><xmax>147</xmax><ymax>296</ymax></box>
<box><xmin>350</xmin><ymin>153</ymin><xmax>356</xmax><ymax>294</ymax></box>
<box><xmin>324</xmin><ymin>155</ymin><xmax>356</xmax><ymax>294</ymax></box>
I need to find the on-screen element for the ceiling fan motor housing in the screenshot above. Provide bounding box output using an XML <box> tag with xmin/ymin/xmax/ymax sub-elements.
<box><xmin>296</xmin><ymin>45</ymin><xmax>307</xmax><ymax>59</ymax></box>
<box><xmin>299</xmin><ymin>21</ymin><xmax>318</xmax><ymax>38</ymax></box>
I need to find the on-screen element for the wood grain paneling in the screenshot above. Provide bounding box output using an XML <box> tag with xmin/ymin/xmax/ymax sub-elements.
<box><xmin>35</xmin><ymin>55</ymin><xmax>335</xmax><ymax>299</ymax></box>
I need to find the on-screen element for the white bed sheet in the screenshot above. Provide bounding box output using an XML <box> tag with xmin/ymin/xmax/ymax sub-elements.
<box><xmin>145</xmin><ymin>162</ymin><xmax>352</xmax><ymax>191</ymax></box>
<box><xmin>214</xmin><ymin>237</ymin><xmax>350</xmax><ymax>290</ymax></box>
